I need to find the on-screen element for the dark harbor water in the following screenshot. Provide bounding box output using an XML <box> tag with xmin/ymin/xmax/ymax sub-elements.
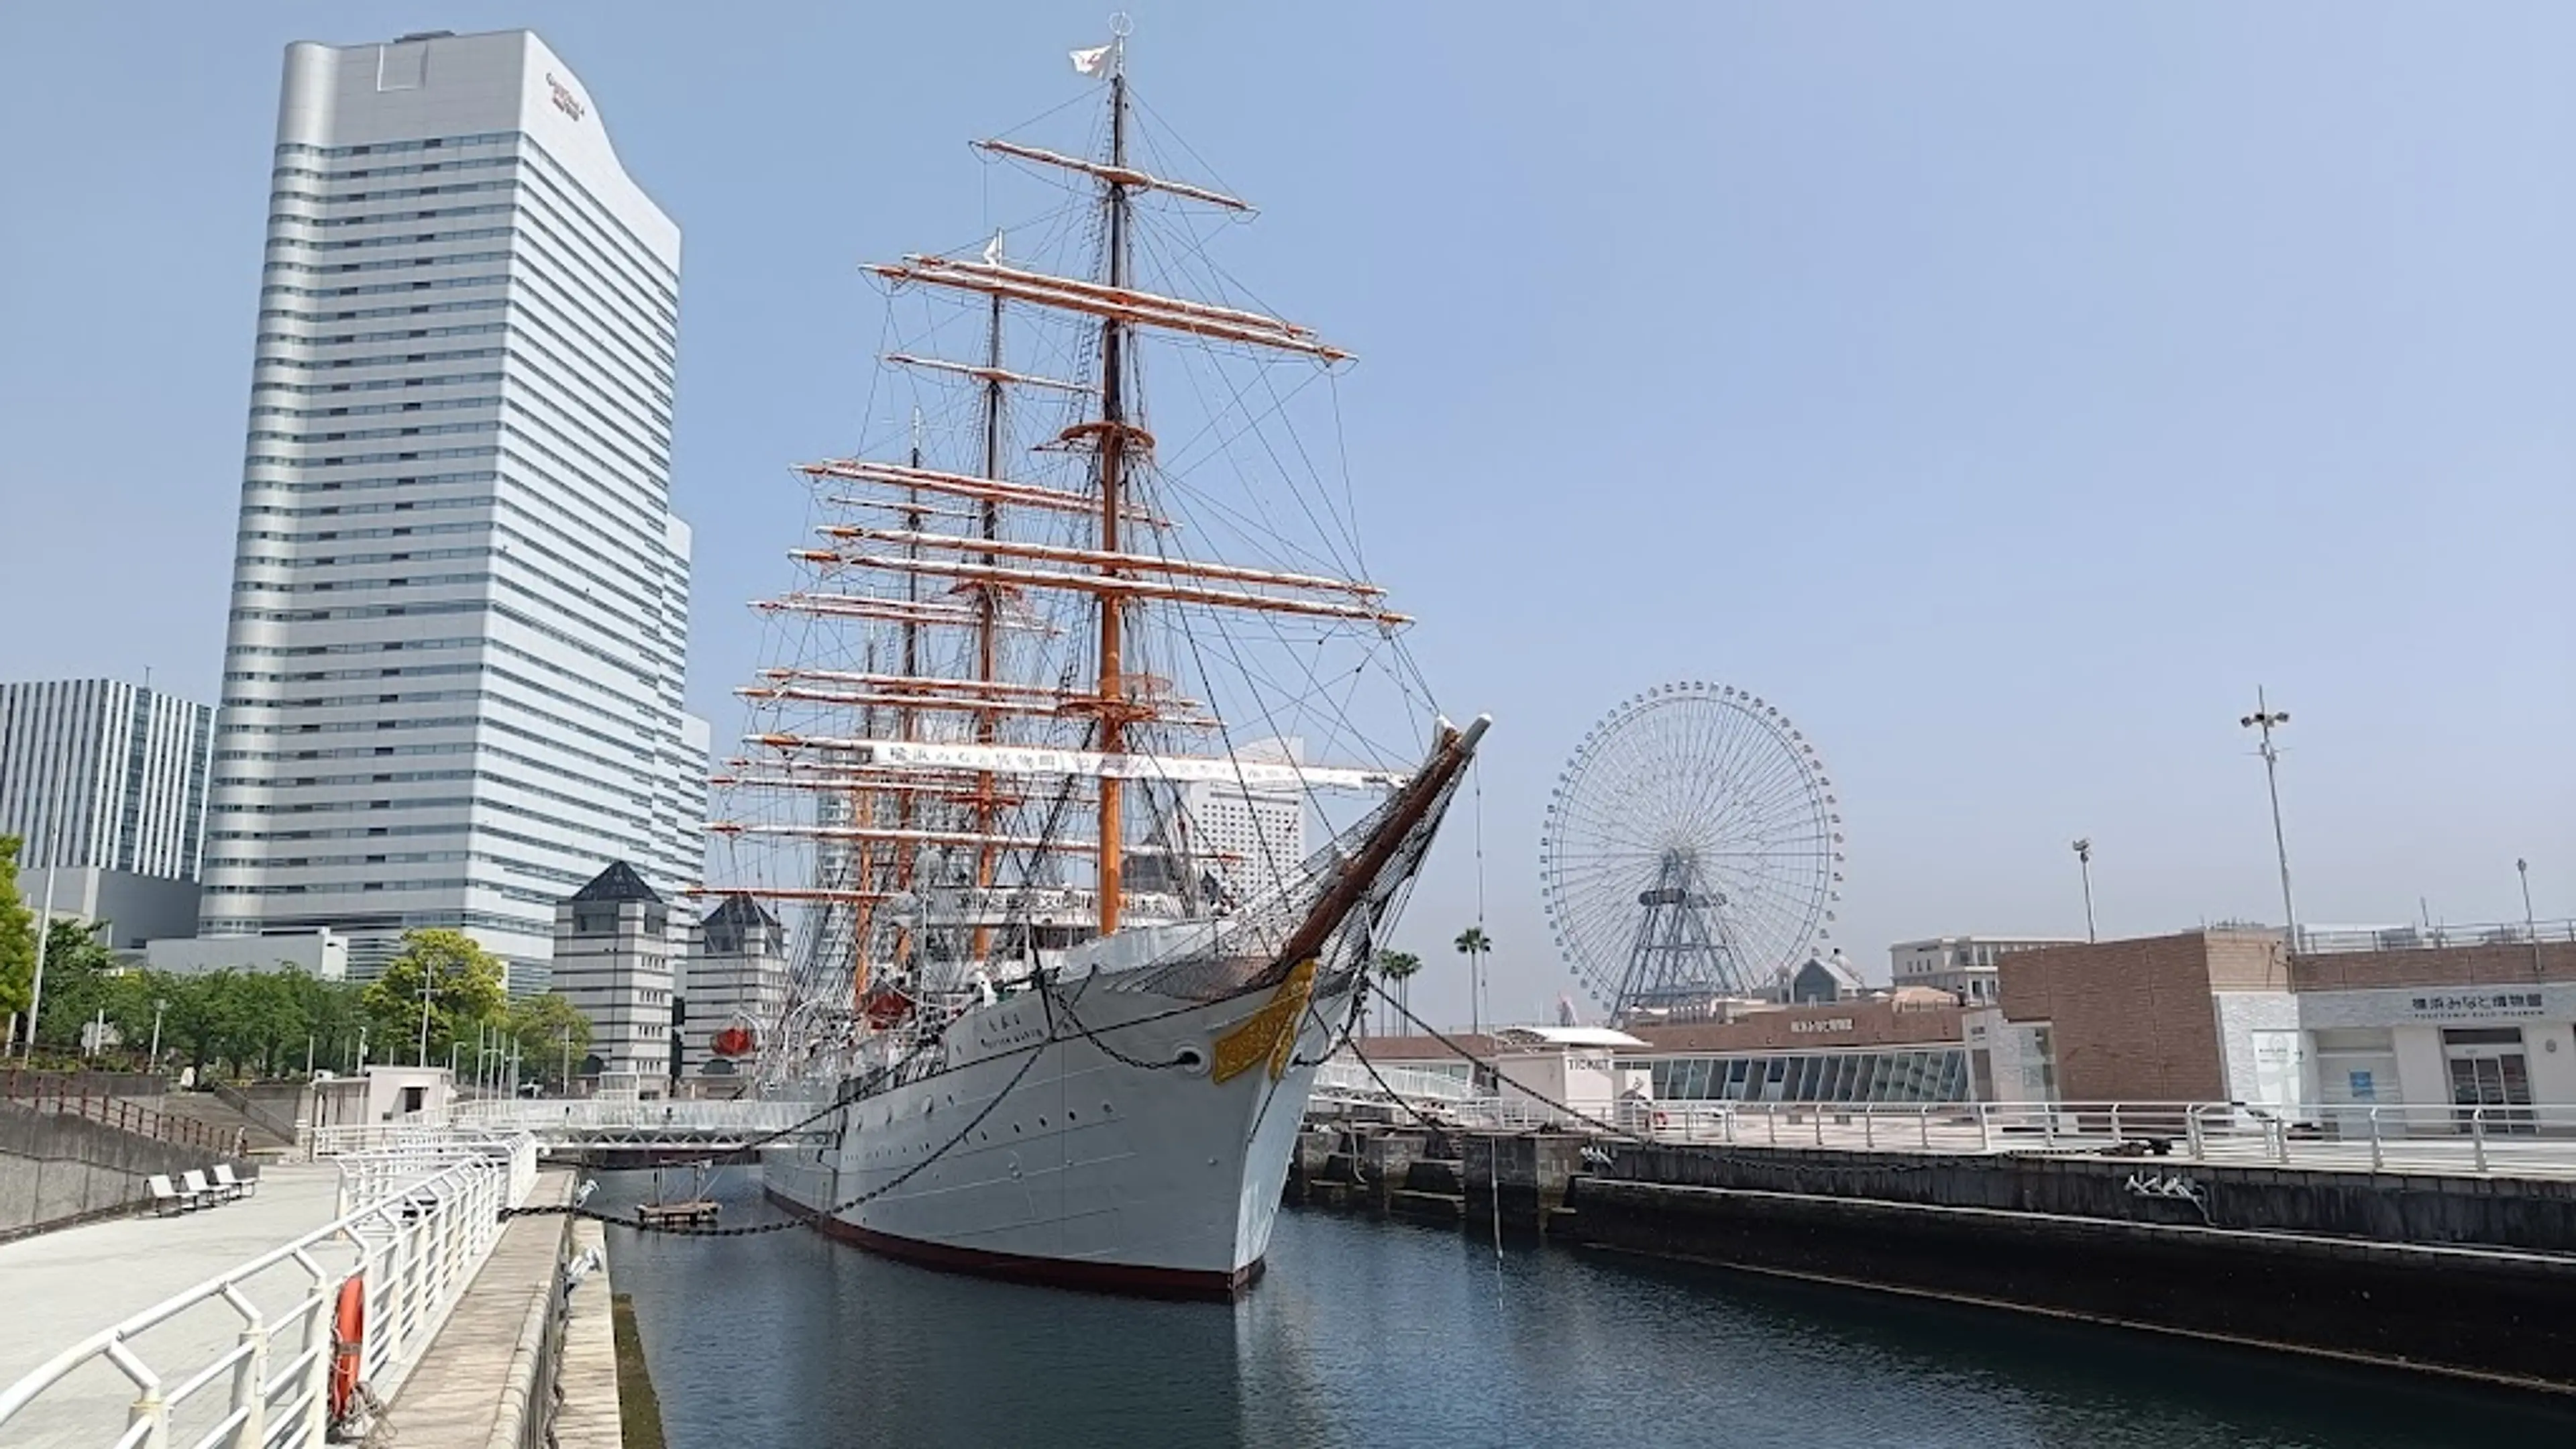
<box><xmin>594</xmin><ymin>1169</ymin><xmax>2576</xmax><ymax>1448</ymax></box>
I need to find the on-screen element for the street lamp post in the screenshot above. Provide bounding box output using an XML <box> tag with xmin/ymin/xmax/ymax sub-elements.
<box><xmin>2072</xmin><ymin>839</ymin><xmax>2097</xmax><ymax>943</ymax></box>
<box><xmin>2518</xmin><ymin>858</ymin><xmax>2542</xmax><ymax>981</ymax></box>
<box><xmin>2239</xmin><ymin>688</ymin><xmax>2300</xmax><ymax>953</ymax></box>
<box><xmin>148</xmin><ymin>998</ymin><xmax>167</xmax><ymax>1067</ymax></box>
<box><xmin>416</xmin><ymin>959</ymin><xmax>436</xmax><ymax>1067</ymax></box>
<box><xmin>19</xmin><ymin>800</ymin><xmax>64</xmax><ymax>1061</ymax></box>
<box><xmin>356</xmin><ymin>1024</ymin><xmax>368</xmax><ymax>1073</ymax></box>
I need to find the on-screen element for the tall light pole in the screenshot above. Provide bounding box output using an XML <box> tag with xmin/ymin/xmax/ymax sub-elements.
<box><xmin>19</xmin><ymin>799</ymin><xmax>64</xmax><ymax>1061</ymax></box>
<box><xmin>2072</xmin><ymin>839</ymin><xmax>2097</xmax><ymax>943</ymax></box>
<box><xmin>416</xmin><ymin>957</ymin><xmax>436</xmax><ymax>1067</ymax></box>
<box><xmin>2518</xmin><ymin>858</ymin><xmax>2542</xmax><ymax>981</ymax></box>
<box><xmin>148</xmin><ymin>998</ymin><xmax>167</xmax><ymax>1067</ymax></box>
<box><xmin>2239</xmin><ymin>688</ymin><xmax>2299</xmax><ymax>952</ymax></box>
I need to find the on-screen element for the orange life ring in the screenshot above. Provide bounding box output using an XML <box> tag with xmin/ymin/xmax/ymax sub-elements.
<box><xmin>329</xmin><ymin>1274</ymin><xmax>365</xmax><ymax>1424</ymax></box>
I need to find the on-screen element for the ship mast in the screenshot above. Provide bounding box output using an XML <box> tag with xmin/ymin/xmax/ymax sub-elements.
<box><xmin>891</xmin><ymin>413</ymin><xmax>925</xmax><ymax>969</ymax></box>
<box><xmin>716</xmin><ymin>27</ymin><xmax>1401</xmax><ymax>1004</ymax></box>
<box><xmin>973</xmin><ymin>279</ymin><xmax>1006</xmax><ymax>963</ymax></box>
<box><xmin>1091</xmin><ymin>52</ymin><xmax>1135</xmax><ymax>937</ymax></box>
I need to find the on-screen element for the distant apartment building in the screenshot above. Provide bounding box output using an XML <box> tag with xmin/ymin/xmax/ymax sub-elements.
<box><xmin>198</xmin><ymin>29</ymin><xmax>706</xmax><ymax>989</ymax></box>
<box><xmin>1888</xmin><ymin>934</ymin><xmax>2084</xmax><ymax>1006</ymax></box>
<box><xmin>1183</xmin><ymin>737</ymin><xmax>1307</xmax><ymax>904</ymax></box>
<box><xmin>686</xmin><ymin>894</ymin><xmax>788</xmax><ymax>1076</ymax></box>
<box><xmin>0</xmin><ymin>678</ymin><xmax>216</xmax><ymax>947</ymax></box>
<box><xmin>551</xmin><ymin>863</ymin><xmax>676</xmax><ymax>1083</ymax></box>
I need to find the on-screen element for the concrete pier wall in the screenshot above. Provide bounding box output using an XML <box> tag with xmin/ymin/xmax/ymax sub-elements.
<box><xmin>0</xmin><ymin>1102</ymin><xmax>243</xmax><ymax>1239</ymax></box>
<box><xmin>1601</xmin><ymin>1143</ymin><xmax>2576</xmax><ymax>1254</ymax></box>
<box><xmin>1570</xmin><ymin>1178</ymin><xmax>2576</xmax><ymax>1392</ymax></box>
<box><xmin>1290</xmin><ymin>1121</ymin><xmax>2576</xmax><ymax>1391</ymax></box>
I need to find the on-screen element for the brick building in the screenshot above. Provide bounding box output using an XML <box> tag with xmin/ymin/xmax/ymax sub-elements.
<box><xmin>1988</xmin><ymin>928</ymin><xmax>2294</xmax><ymax>1104</ymax></box>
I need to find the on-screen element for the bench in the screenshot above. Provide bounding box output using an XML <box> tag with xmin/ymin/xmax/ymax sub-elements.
<box><xmin>181</xmin><ymin>1169</ymin><xmax>224</xmax><ymax>1207</ymax></box>
<box><xmin>146</xmin><ymin>1174</ymin><xmax>200</xmax><ymax>1216</ymax></box>
<box><xmin>214</xmin><ymin>1163</ymin><xmax>258</xmax><ymax>1199</ymax></box>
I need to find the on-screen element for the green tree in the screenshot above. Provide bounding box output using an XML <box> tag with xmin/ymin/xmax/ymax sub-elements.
<box><xmin>0</xmin><ymin>836</ymin><xmax>34</xmax><ymax>1032</ymax></box>
<box><xmin>1375</xmin><ymin>949</ymin><xmax>1423</xmax><ymax>1034</ymax></box>
<box><xmin>288</xmin><ymin>970</ymin><xmax>367</xmax><ymax>1076</ymax></box>
<box><xmin>362</xmin><ymin>930</ymin><xmax>506</xmax><ymax>1067</ymax></box>
<box><xmin>502</xmin><ymin>992</ymin><xmax>593</xmax><ymax>1090</ymax></box>
<box><xmin>158</xmin><ymin>971</ymin><xmax>231</xmax><ymax>1075</ymax></box>
<box><xmin>1453</xmin><ymin>926</ymin><xmax>1493</xmax><ymax>1032</ymax></box>
<box><xmin>33</xmin><ymin>919</ymin><xmax>120</xmax><ymax>1054</ymax></box>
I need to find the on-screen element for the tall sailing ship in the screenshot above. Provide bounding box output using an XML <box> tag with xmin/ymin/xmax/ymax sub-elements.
<box><xmin>719</xmin><ymin>28</ymin><xmax>1483</xmax><ymax>1295</ymax></box>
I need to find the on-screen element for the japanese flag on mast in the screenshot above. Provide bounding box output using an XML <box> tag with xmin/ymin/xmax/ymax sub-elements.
<box><xmin>1070</xmin><ymin>43</ymin><xmax>1116</xmax><ymax>77</ymax></box>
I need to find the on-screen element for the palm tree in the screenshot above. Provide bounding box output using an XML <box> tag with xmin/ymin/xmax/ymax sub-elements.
<box><xmin>1375</xmin><ymin>950</ymin><xmax>1422</xmax><ymax>1036</ymax></box>
<box><xmin>1453</xmin><ymin>927</ymin><xmax>1493</xmax><ymax>1034</ymax></box>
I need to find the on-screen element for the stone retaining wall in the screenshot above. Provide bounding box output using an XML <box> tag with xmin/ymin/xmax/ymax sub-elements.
<box><xmin>0</xmin><ymin>1101</ymin><xmax>243</xmax><ymax>1238</ymax></box>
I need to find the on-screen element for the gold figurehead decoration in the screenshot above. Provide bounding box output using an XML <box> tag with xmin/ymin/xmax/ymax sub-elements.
<box><xmin>1210</xmin><ymin>959</ymin><xmax>1318</xmax><ymax>1084</ymax></box>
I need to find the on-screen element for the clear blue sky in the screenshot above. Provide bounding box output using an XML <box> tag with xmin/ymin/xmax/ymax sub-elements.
<box><xmin>3</xmin><ymin>3</ymin><xmax>2569</xmax><ymax>1027</ymax></box>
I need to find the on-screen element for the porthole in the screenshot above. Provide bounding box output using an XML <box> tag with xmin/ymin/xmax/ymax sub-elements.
<box><xmin>1173</xmin><ymin>1046</ymin><xmax>1208</xmax><ymax>1075</ymax></box>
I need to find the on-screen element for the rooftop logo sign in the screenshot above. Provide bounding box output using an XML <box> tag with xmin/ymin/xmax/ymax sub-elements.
<box><xmin>545</xmin><ymin>72</ymin><xmax>586</xmax><ymax>123</ymax></box>
<box><xmin>1790</xmin><ymin>1017</ymin><xmax>1856</xmax><ymax>1034</ymax></box>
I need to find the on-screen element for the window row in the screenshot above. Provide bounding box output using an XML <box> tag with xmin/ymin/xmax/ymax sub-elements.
<box><xmin>267</xmin><ymin>201</ymin><xmax>515</xmax><ymax>230</ymax></box>
<box><xmin>278</xmin><ymin>133</ymin><xmax>517</xmax><ymax>159</ymax></box>
<box><xmin>254</xmin><ymin>344</ymin><xmax>506</xmax><ymax>374</ymax></box>
<box><xmin>262</xmin><ymin>273</ymin><xmax>506</xmax><ymax>301</ymax></box>
<box><xmin>255</xmin><ymin>323</ymin><xmax>508</xmax><ymax>351</ymax></box>
<box><xmin>250</xmin><ymin>393</ymin><xmax>500</xmax><ymax>421</ymax></box>
<box><xmin>266</xmin><ymin>225</ymin><xmax>515</xmax><ymax>254</ymax></box>
<box><xmin>1647</xmin><ymin>1049</ymin><xmax>1973</xmax><ymax>1105</ymax></box>
<box><xmin>251</xmin><ymin>369</ymin><xmax>505</xmax><ymax>396</ymax></box>
<box><xmin>262</xmin><ymin>249</ymin><xmax>513</xmax><ymax>278</ymax></box>
<box><xmin>258</xmin><ymin>298</ymin><xmax>506</xmax><ymax>327</ymax></box>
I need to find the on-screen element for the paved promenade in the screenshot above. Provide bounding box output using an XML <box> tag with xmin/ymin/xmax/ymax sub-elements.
<box><xmin>379</xmin><ymin>1171</ymin><xmax>588</xmax><ymax>1449</ymax></box>
<box><xmin>0</xmin><ymin>1165</ymin><xmax>350</xmax><ymax>1449</ymax></box>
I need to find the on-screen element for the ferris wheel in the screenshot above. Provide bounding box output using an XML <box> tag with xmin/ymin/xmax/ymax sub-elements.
<box><xmin>1540</xmin><ymin>682</ymin><xmax>1844</xmax><ymax>1021</ymax></box>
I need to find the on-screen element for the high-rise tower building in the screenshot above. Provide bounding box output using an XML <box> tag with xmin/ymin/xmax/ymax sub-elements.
<box><xmin>1182</xmin><ymin>737</ymin><xmax>1307</xmax><ymax>904</ymax></box>
<box><xmin>0</xmin><ymin>679</ymin><xmax>217</xmax><ymax>947</ymax></box>
<box><xmin>1</xmin><ymin>679</ymin><xmax>217</xmax><ymax>881</ymax></box>
<box><xmin>201</xmin><ymin>30</ymin><xmax>706</xmax><ymax>987</ymax></box>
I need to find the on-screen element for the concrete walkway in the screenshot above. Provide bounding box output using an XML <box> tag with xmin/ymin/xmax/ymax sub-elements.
<box><xmin>0</xmin><ymin>1164</ymin><xmax>352</xmax><ymax>1449</ymax></box>
<box><xmin>379</xmin><ymin>1171</ymin><xmax>582</xmax><ymax>1449</ymax></box>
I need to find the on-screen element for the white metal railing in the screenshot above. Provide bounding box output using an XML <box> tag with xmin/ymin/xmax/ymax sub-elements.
<box><xmin>331</xmin><ymin>1134</ymin><xmax>539</xmax><ymax>1217</ymax></box>
<box><xmin>449</xmin><ymin>1097</ymin><xmax>817</xmax><ymax>1138</ymax></box>
<box><xmin>2295</xmin><ymin>917</ymin><xmax>2576</xmax><ymax>953</ymax></box>
<box><xmin>1310</xmin><ymin>1060</ymin><xmax>1477</xmax><ymax>1106</ymax></box>
<box><xmin>1435</xmin><ymin>1097</ymin><xmax>2576</xmax><ymax>1179</ymax></box>
<box><xmin>0</xmin><ymin>1133</ymin><xmax>538</xmax><ymax>1449</ymax></box>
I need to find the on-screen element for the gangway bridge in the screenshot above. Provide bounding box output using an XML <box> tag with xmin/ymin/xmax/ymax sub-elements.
<box><xmin>350</xmin><ymin>1098</ymin><xmax>835</xmax><ymax>1166</ymax></box>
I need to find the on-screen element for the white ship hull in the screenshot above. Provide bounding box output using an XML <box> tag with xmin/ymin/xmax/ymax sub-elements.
<box><xmin>761</xmin><ymin>971</ymin><xmax>1352</xmax><ymax>1296</ymax></box>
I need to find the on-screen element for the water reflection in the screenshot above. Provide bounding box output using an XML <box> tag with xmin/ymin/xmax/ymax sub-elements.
<box><xmin>594</xmin><ymin>1170</ymin><xmax>2576</xmax><ymax>1448</ymax></box>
